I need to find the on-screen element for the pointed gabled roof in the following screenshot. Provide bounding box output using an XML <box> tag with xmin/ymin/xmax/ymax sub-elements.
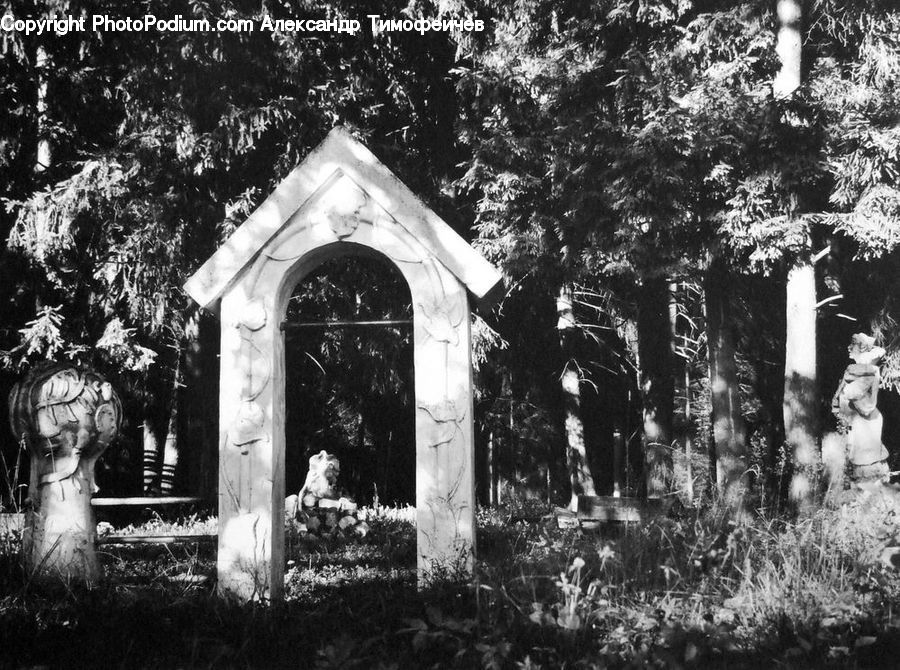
<box><xmin>184</xmin><ymin>127</ymin><xmax>503</xmax><ymax>309</ymax></box>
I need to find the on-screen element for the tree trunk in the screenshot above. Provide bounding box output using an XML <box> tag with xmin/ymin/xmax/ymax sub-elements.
<box><xmin>669</xmin><ymin>281</ymin><xmax>697</xmax><ymax>503</ymax></box>
<box><xmin>558</xmin><ymin>284</ymin><xmax>597</xmax><ymax>509</ymax></box>
<box><xmin>487</xmin><ymin>430</ymin><xmax>497</xmax><ymax>506</ymax></box>
<box><xmin>35</xmin><ymin>45</ymin><xmax>51</xmax><ymax>173</ymax></box>
<box><xmin>621</xmin><ymin>322</ymin><xmax>640</xmax><ymax>495</ymax></box>
<box><xmin>636</xmin><ymin>278</ymin><xmax>675</xmax><ymax>498</ymax></box>
<box><xmin>160</xmin><ymin>357</ymin><xmax>181</xmax><ymax>495</ymax></box>
<box><xmin>773</xmin><ymin>0</ymin><xmax>802</xmax><ymax>99</ymax></box>
<box><xmin>683</xmin><ymin>366</ymin><xmax>694</xmax><ymax>503</ymax></box>
<box><xmin>613</xmin><ymin>429</ymin><xmax>625</xmax><ymax>497</ymax></box>
<box><xmin>142</xmin><ymin>411</ymin><xmax>160</xmax><ymax>494</ymax></box>
<box><xmin>774</xmin><ymin>1</ymin><xmax>820</xmax><ymax>509</ymax></box>
<box><xmin>784</xmin><ymin>252</ymin><xmax>819</xmax><ymax>509</ymax></box>
<box><xmin>357</xmin><ymin>412</ymin><xmax>366</xmax><ymax>503</ymax></box>
<box><xmin>705</xmin><ymin>258</ymin><xmax>748</xmax><ymax>508</ymax></box>
<box><xmin>160</xmin><ymin>415</ymin><xmax>178</xmax><ymax>494</ymax></box>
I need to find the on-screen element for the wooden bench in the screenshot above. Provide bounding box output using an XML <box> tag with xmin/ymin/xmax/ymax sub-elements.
<box><xmin>557</xmin><ymin>495</ymin><xmax>681</xmax><ymax>528</ymax></box>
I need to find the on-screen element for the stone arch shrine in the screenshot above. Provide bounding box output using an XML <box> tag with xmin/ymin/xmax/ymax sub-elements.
<box><xmin>184</xmin><ymin>128</ymin><xmax>503</xmax><ymax>601</ymax></box>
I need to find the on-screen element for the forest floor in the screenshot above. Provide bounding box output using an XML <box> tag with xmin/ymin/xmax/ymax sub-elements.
<box><xmin>3</xmin><ymin>492</ymin><xmax>900</xmax><ymax>669</ymax></box>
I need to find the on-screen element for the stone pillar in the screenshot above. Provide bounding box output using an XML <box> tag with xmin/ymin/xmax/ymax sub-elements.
<box><xmin>217</xmin><ymin>290</ymin><xmax>284</xmax><ymax>601</ymax></box>
<box><xmin>413</xmin><ymin>265</ymin><xmax>476</xmax><ymax>578</ymax></box>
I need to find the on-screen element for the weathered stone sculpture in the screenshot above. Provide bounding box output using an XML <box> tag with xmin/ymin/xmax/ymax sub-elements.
<box><xmin>832</xmin><ymin>334</ymin><xmax>889</xmax><ymax>487</ymax></box>
<box><xmin>297</xmin><ymin>450</ymin><xmax>341</xmax><ymax>508</ymax></box>
<box><xmin>8</xmin><ymin>364</ymin><xmax>121</xmax><ymax>584</ymax></box>
<box><xmin>287</xmin><ymin>450</ymin><xmax>362</xmax><ymax>538</ymax></box>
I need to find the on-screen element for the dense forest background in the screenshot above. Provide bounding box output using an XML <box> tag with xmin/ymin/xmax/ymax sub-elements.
<box><xmin>2</xmin><ymin>0</ymin><xmax>900</xmax><ymax>514</ymax></box>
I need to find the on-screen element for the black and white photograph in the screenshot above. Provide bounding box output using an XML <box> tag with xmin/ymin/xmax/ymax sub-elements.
<box><xmin>2</xmin><ymin>1</ymin><xmax>900</xmax><ymax>667</ymax></box>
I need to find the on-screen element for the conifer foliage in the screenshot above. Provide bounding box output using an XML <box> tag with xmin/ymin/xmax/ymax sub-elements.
<box><xmin>2</xmin><ymin>0</ymin><xmax>900</xmax><ymax>507</ymax></box>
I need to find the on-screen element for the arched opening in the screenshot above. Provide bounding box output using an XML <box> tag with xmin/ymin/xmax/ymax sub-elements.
<box><xmin>283</xmin><ymin>252</ymin><xmax>415</xmax><ymax>506</ymax></box>
<box><xmin>186</xmin><ymin>130</ymin><xmax>500</xmax><ymax>601</ymax></box>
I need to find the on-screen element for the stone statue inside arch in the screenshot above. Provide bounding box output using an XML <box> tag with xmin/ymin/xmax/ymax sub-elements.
<box><xmin>291</xmin><ymin>450</ymin><xmax>357</xmax><ymax>514</ymax></box>
<box><xmin>297</xmin><ymin>450</ymin><xmax>341</xmax><ymax>508</ymax></box>
<box><xmin>832</xmin><ymin>333</ymin><xmax>890</xmax><ymax>487</ymax></box>
<box><xmin>8</xmin><ymin>364</ymin><xmax>121</xmax><ymax>585</ymax></box>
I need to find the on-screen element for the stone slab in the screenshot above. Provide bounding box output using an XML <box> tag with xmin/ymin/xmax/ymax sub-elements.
<box><xmin>575</xmin><ymin>496</ymin><xmax>676</xmax><ymax>523</ymax></box>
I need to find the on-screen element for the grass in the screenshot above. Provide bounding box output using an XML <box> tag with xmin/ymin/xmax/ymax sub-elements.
<box><xmin>2</xmin><ymin>493</ymin><xmax>900</xmax><ymax>668</ymax></box>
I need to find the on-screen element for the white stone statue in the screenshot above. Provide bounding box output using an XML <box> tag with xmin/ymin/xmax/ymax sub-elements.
<box><xmin>832</xmin><ymin>333</ymin><xmax>889</xmax><ymax>486</ymax></box>
<box><xmin>297</xmin><ymin>450</ymin><xmax>341</xmax><ymax>508</ymax></box>
<box><xmin>9</xmin><ymin>364</ymin><xmax>121</xmax><ymax>585</ymax></box>
<box><xmin>294</xmin><ymin>450</ymin><xmax>358</xmax><ymax>516</ymax></box>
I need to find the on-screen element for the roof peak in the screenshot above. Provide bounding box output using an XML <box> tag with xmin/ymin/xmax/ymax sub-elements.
<box><xmin>184</xmin><ymin>127</ymin><xmax>502</xmax><ymax>310</ymax></box>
